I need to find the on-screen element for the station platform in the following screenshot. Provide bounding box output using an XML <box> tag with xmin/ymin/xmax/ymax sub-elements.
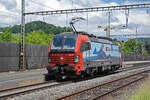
<box><xmin>0</xmin><ymin>69</ymin><xmax>47</xmax><ymax>91</ymax></box>
<box><xmin>0</xmin><ymin>60</ymin><xmax>150</xmax><ymax>90</ymax></box>
<box><xmin>124</xmin><ymin>61</ymin><xmax>150</xmax><ymax>65</ymax></box>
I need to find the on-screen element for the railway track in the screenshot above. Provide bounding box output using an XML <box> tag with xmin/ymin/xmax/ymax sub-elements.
<box><xmin>0</xmin><ymin>63</ymin><xmax>150</xmax><ymax>100</ymax></box>
<box><xmin>0</xmin><ymin>80</ymin><xmax>71</xmax><ymax>99</ymax></box>
<box><xmin>116</xmin><ymin>62</ymin><xmax>150</xmax><ymax>73</ymax></box>
<box><xmin>57</xmin><ymin>70</ymin><xmax>150</xmax><ymax>100</ymax></box>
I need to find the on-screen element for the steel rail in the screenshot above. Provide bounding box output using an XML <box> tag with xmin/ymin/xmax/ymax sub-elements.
<box><xmin>0</xmin><ymin>81</ymin><xmax>72</xmax><ymax>99</ymax></box>
<box><xmin>56</xmin><ymin>69</ymin><xmax>150</xmax><ymax>100</ymax></box>
<box><xmin>93</xmin><ymin>76</ymin><xmax>146</xmax><ymax>100</ymax></box>
<box><xmin>0</xmin><ymin>80</ymin><xmax>55</xmax><ymax>93</ymax></box>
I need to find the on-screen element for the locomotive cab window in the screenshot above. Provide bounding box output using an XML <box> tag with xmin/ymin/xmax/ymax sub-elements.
<box><xmin>80</xmin><ymin>42</ymin><xmax>91</xmax><ymax>52</ymax></box>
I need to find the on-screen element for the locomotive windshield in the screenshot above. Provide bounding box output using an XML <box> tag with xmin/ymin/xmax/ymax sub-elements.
<box><xmin>51</xmin><ymin>37</ymin><xmax>76</xmax><ymax>49</ymax></box>
<box><xmin>51</xmin><ymin>33</ymin><xmax>77</xmax><ymax>53</ymax></box>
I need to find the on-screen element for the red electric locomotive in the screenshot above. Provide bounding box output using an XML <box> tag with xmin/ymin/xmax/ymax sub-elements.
<box><xmin>46</xmin><ymin>32</ymin><xmax>122</xmax><ymax>79</ymax></box>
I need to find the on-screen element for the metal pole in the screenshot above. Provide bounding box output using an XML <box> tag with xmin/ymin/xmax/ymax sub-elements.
<box><xmin>66</xmin><ymin>14</ymin><xmax>68</xmax><ymax>32</ymax></box>
<box><xmin>136</xmin><ymin>27</ymin><xmax>137</xmax><ymax>41</ymax></box>
<box><xmin>71</xmin><ymin>0</ymin><xmax>74</xmax><ymax>17</ymax></box>
<box><xmin>135</xmin><ymin>27</ymin><xmax>137</xmax><ymax>60</ymax></box>
<box><xmin>108</xmin><ymin>11</ymin><xmax>111</xmax><ymax>38</ymax></box>
<box><xmin>20</xmin><ymin>0</ymin><xmax>25</xmax><ymax>70</ymax></box>
<box><xmin>125</xmin><ymin>9</ymin><xmax>129</xmax><ymax>28</ymax></box>
<box><xmin>87</xmin><ymin>13</ymin><xmax>88</xmax><ymax>33</ymax></box>
<box><xmin>123</xmin><ymin>27</ymin><xmax>125</xmax><ymax>68</ymax></box>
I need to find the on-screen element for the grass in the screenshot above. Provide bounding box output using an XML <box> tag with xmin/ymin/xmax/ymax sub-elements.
<box><xmin>129</xmin><ymin>77</ymin><xmax>150</xmax><ymax>100</ymax></box>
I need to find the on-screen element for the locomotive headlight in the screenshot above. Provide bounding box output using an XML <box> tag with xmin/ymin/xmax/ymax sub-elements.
<box><xmin>48</xmin><ymin>56</ymin><xmax>51</xmax><ymax>63</ymax></box>
<box><xmin>74</xmin><ymin>56</ymin><xmax>79</xmax><ymax>62</ymax></box>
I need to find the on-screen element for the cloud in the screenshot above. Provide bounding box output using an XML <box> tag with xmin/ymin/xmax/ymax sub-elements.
<box><xmin>129</xmin><ymin>10</ymin><xmax>150</xmax><ymax>26</ymax></box>
<box><xmin>0</xmin><ymin>0</ymin><xmax>150</xmax><ymax>37</ymax></box>
<box><xmin>0</xmin><ymin>1</ymin><xmax>20</xmax><ymax>27</ymax></box>
<box><xmin>0</xmin><ymin>0</ymin><xmax>17</xmax><ymax>10</ymax></box>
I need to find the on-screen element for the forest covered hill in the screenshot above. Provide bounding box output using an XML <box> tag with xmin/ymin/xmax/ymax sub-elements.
<box><xmin>0</xmin><ymin>21</ymin><xmax>73</xmax><ymax>34</ymax></box>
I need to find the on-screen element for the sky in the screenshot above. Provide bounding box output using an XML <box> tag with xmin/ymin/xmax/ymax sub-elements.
<box><xmin>0</xmin><ymin>0</ymin><xmax>150</xmax><ymax>37</ymax></box>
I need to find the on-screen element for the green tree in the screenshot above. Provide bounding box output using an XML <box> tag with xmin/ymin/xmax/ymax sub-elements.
<box><xmin>121</xmin><ymin>39</ymin><xmax>136</xmax><ymax>53</ymax></box>
<box><xmin>11</xmin><ymin>34</ymin><xmax>21</xmax><ymax>43</ymax></box>
<box><xmin>136</xmin><ymin>42</ymin><xmax>142</xmax><ymax>54</ymax></box>
<box><xmin>25</xmin><ymin>30</ymin><xmax>54</xmax><ymax>45</ymax></box>
<box><xmin>120</xmin><ymin>38</ymin><xmax>149</xmax><ymax>55</ymax></box>
<box><xmin>0</xmin><ymin>27</ymin><xmax>12</xmax><ymax>41</ymax></box>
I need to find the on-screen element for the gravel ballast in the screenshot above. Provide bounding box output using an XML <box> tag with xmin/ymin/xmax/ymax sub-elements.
<box><xmin>10</xmin><ymin>66</ymin><xmax>150</xmax><ymax>100</ymax></box>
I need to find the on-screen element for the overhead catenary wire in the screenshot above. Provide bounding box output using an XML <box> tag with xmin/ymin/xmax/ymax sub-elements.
<box><xmin>25</xmin><ymin>3</ymin><xmax>150</xmax><ymax>15</ymax></box>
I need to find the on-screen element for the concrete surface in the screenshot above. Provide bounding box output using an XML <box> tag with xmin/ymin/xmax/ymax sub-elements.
<box><xmin>124</xmin><ymin>60</ymin><xmax>150</xmax><ymax>65</ymax></box>
<box><xmin>0</xmin><ymin>69</ymin><xmax>47</xmax><ymax>90</ymax></box>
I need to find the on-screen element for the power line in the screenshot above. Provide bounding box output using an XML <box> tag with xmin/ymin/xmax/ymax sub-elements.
<box><xmin>25</xmin><ymin>3</ymin><xmax>150</xmax><ymax>15</ymax></box>
<box><xmin>111</xmin><ymin>33</ymin><xmax>150</xmax><ymax>37</ymax></box>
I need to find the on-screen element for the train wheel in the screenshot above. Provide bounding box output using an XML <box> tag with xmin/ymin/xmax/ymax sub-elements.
<box><xmin>90</xmin><ymin>70</ymin><xmax>94</xmax><ymax>77</ymax></box>
<box><xmin>80</xmin><ymin>71</ymin><xmax>85</xmax><ymax>79</ymax></box>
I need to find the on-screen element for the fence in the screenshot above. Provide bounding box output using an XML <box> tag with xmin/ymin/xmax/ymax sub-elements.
<box><xmin>123</xmin><ymin>53</ymin><xmax>150</xmax><ymax>61</ymax></box>
<box><xmin>0</xmin><ymin>42</ymin><xmax>149</xmax><ymax>72</ymax></box>
<box><xmin>0</xmin><ymin>42</ymin><xmax>48</xmax><ymax>72</ymax></box>
<box><xmin>0</xmin><ymin>42</ymin><xmax>20</xmax><ymax>72</ymax></box>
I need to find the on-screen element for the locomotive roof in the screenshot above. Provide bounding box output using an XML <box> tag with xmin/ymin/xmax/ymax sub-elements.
<box><xmin>76</xmin><ymin>31</ymin><xmax>113</xmax><ymax>41</ymax></box>
<box><xmin>54</xmin><ymin>33</ymin><xmax>77</xmax><ymax>38</ymax></box>
<box><xmin>76</xmin><ymin>31</ymin><xmax>116</xmax><ymax>44</ymax></box>
<box><xmin>54</xmin><ymin>33</ymin><xmax>117</xmax><ymax>45</ymax></box>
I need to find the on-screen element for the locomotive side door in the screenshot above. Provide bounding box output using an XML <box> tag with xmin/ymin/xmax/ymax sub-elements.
<box><xmin>80</xmin><ymin>41</ymin><xmax>91</xmax><ymax>68</ymax></box>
